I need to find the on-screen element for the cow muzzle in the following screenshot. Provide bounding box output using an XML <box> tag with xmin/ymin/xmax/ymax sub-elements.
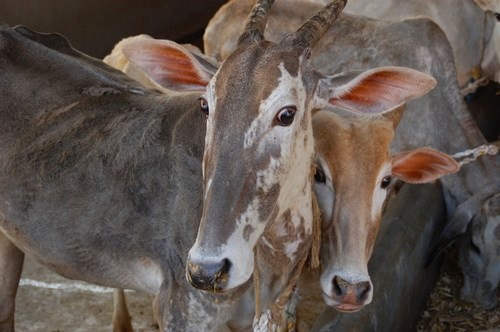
<box><xmin>322</xmin><ymin>275</ymin><xmax>373</xmax><ymax>312</ymax></box>
<box><xmin>186</xmin><ymin>257</ymin><xmax>232</xmax><ymax>293</ymax></box>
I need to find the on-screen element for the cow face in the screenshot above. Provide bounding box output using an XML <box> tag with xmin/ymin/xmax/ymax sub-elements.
<box><xmin>313</xmin><ymin>110</ymin><xmax>459</xmax><ymax>311</ymax></box>
<box><xmin>458</xmin><ymin>193</ymin><xmax>500</xmax><ymax>309</ymax></box>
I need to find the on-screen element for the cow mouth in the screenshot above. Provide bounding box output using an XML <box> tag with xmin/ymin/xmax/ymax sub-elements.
<box><xmin>333</xmin><ymin>304</ymin><xmax>363</xmax><ymax>313</ymax></box>
<box><xmin>321</xmin><ymin>292</ymin><xmax>364</xmax><ymax>313</ymax></box>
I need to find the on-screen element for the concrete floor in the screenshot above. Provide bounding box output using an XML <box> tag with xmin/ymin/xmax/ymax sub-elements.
<box><xmin>15</xmin><ymin>256</ymin><xmax>157</xmax><ymax>332</ymax></box>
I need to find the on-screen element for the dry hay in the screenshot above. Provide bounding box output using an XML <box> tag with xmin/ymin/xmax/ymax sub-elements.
<box><xmin>295</xmin><ymin>247</ymin><xmax>500</xmax><ymax>331</ymax></box>
<box><xmin>417</xmin><ymin>248</ymin><xmax>500</xmax><ymax>332</ymax></box>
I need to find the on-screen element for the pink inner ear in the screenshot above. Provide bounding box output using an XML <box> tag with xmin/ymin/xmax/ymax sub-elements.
<box><xmin>392</xmin><ymin>148</ymin><xmax>460</xmax><ymax>184</ymax></box>
<box><xmin>329</xmin><ymin>68</ymin><xmax>436</xmax><ymax>114</ymax></box>
<box><xmin>123</xmin><ymin>40</ymin><xmax>209</xmax><ymax>90</ymax></box>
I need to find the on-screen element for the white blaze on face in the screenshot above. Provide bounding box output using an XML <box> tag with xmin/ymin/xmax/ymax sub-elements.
<box><xmin>256</xmin><ymin>157</ymin><xmax>281</xmax><ymax>193</ymax></box>
<box><xmin>371</xmin><ymin>163</ymin><xmax>392</xmax><ymax>221</ymax></box>
<box><xmin>260</xmin><ymin>62</ymin><xmax>314</xmax><ymax>233</ymax></box>
<box><xmin>217</xmin><ymin>60</ymin><xmax>314</xmax><ymax>288</ymax></box>
<box><xmin>244</xmin><ymin>62</ymin><xmax>307</xmax><ymax>150</ymax></box>
<box><xmin>216</xmin><ymin>197</ymin><xmax>262</xmax><ymax>288</ymax></box>
<box><xmin>319</xmin><ymin>162</ymin><xmax>390</xmax><ymax>304</ymax></box>
<box><xmin>313</xmin><ymin>157</ymin><xmax>335</xmax><ymax>224</ymax></box>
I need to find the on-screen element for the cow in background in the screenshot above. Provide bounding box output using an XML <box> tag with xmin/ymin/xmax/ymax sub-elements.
<box><xmin>342</xmin><ymin>0</ymin><xmax>500</xmax><ymax>88</ymax></box>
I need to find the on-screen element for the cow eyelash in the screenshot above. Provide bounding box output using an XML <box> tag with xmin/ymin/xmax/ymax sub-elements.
<box><xmin>380</xmin><ymin>175</ymin><xmax>392</xmax><ymax>189</ymax></box>
<box><xmin>314</xmin><ymin>168</ymin><xmax>326</xmax><ymax>183</ymax></box>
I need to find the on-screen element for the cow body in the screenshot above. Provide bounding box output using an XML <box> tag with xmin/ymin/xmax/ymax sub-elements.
<box><xmin>0</xmin><ymin>24</ymin><xmax>252</xmax><ymax>331</ymax></box>
<box><xmin>204</xmin><ymin>0</ymin><xmax>500</xmax><ymax>309</ymax></box>
<box><xmin>342</xmin><ymin>0</ymin><xmax>500</xmax><ymax>87</ymax></box>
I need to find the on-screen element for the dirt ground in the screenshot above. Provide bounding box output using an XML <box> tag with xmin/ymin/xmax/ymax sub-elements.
<box><xmin>416</xmin><ymin>249</ymin><xmax>500</xmax><ymax>332</ymax></box>
<box><xmin>15</xmin><ymin>249</ymin><xmax>500</xmax><ymax>331</ymax></box>
<box><xmin>15</xmin><ymin>255</ymin><xmax>157</xmax><ymax>332</ymax></box>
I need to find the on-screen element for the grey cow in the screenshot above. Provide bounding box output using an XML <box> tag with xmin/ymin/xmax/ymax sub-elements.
<box><xmin>0</xmin><ymin>23</ymin><xmax>226</xmax><ymax>331</ymax></box>
<box><xmin>205</xmin><ymin>0</ymin><xmax>500</xmax><ymax>310</ymax></box>
<box><xmin>0</xmin><ymin>22</ymin><xmax>284</xmax><ymax>332</ymax></box>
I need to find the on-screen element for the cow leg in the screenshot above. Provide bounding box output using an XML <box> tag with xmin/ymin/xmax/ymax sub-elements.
<box><xmin>0</xmin><ymin>231</ymin><xmax>25</xmax><ymax>332</ymax></box>
<box><xmin>112</xmin><ymin>289</ymin><xmax>134</xmax><ymax>332</ymax></box>
<box><xmin>154</xmin><ymin>280</ymin><xmax>229</xmax><ymax>332</ymax></box>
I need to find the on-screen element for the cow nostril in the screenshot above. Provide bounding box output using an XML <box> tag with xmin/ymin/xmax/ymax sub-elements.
<box><xmin>332</xmin><ymin>276</ymin><xmax>371</xmax><ymax>302</ymax></box>
<box><xmin>357</xmin><ymin>281</ymin><xmax>371</xmax><ymax>301</ymax></box>
<box><xmin>186</xmin><ymin>258</ymin><xmax>233</xmax><ymax>292</ymax></box>
<box><xmin>333</xmin><ymin>276</ymin><xmax>346</xmax><ymax>296</ymax></box>
<box><xmin>221</xmin><ymin>258</ymin><xmax>231</xmax><ymax>274</ymax></box>
<box><xmin>213</xmin><ymin>258</ymin><xmax>231</xmax><ymax>282</ymax></box>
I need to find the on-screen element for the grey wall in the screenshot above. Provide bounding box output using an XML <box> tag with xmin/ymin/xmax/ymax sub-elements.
<box><xmin>0</xmin><ymin>0</ymin><xmax>227</xmax><ymax>58</ymax></box>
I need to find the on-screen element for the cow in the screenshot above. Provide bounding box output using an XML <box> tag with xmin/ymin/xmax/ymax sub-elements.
<box><xmin>0</xmin><ymin>1</ymin><xmax>443</xmax><ymax>330</ymax></box>
<box><xmin>204</xmin><ymin>0</ymin><xmax>500</xmax><ymax>310</ymax></box>
<box><xmin>475</xmin><ymin>0</ymin><xmax>500</xmax><ymax>83</ymax></box>
<box><xmin>311</xmin><ymin>106</ymin><xmax>460</xmax><ymax>312</ymax></box>
<box><xmin>341</xmin><ymin>0</ymin><xmax>500</xmax><ymax>89</ymax></box>
<box><xmin>0</xmin><ymin>22</ymin><xmax>220</xmax><ymax>332</ymax></box>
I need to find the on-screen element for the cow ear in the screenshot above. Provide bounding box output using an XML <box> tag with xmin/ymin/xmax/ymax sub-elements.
<box><xmin>317</xmin><ymin>67</ymin><xmax>437</xmax><ymax>115</ymax></box>
<box><xmin>391</xmin><ymin>147</ymin><xmax>459</xmax><ymax>184</ymax></box>
<box><xmin>121</xmin><ymin>38</ymin><xmax>217</xmax><ymax>92</ymax></box>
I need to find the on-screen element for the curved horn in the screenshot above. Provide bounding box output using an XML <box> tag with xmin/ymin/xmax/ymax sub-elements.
<box><xmin>283</xmin><ymin>0</ymin><xmax>347</xmax><ymax>49</ymax></box>
<box><xmin>237</xmin><ymin>0</ymin><xmax>275</xmax><ymax>47</ymax></box>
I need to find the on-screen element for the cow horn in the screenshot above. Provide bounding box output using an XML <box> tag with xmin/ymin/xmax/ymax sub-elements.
<box><xmin>237</xmin><ymin>0</ymin><xmax>275</xmax><ymax>47</ymax></box>
<box><xmin>283</xmin><ymin>0</ymin><xmax>347</xmax><ymax>49</ymax></box>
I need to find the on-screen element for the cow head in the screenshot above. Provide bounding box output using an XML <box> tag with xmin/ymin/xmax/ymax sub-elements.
<box><xmin>426</xmin><ymin>168</ymin><xmax>500</xmax><ymax>310</ymax></box>
<box><xmin>455</xmin><ymin>193</ymin><xmax>500</xmax><ymax>309</ymax></box>
<box><xmin>311</xmin><ymin>68</ymin><xmax>459</xmax><ymax>311</ymax></box>
<box><xmin>185</xmin><ymin>0</ymin><xmax>354</xmax><ymax>293</ymax></box>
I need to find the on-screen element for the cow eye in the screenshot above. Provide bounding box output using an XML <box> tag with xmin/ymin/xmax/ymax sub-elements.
<box><xmin>199</xmin><ymin>98</ymin><xmax>209</xmax><ymax>116</ymax></box>
<box><xmin>314</xmin><ymin>168</ymin><xmax>326</xmax><ymax>184</ymax></box>
<box><xmin>495</xmin><ymin>13</ymin><xmax>500</xmax><ymax>21</ymax></box>
<box><xmin>275</xmin><ymin>106</ymin><xmax>296</xmax><ymax>126</ymax></box>
<box><xmin>381</xmin><ymin>175</ymin><xmax>392</xmax><ymax>189</ymax></box>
